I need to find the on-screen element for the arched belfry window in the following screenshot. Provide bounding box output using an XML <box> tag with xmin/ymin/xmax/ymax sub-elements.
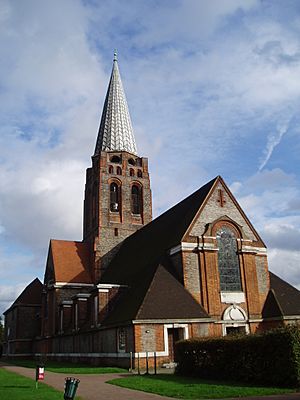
<box><xmin>216</xmin><ymin>225</ymin><xmax>242</xmax><ymax>292</ymax></box>
<box><xmin>131</xmin><ymin>185</ymin><xmax>142</xmax><ymax>214</ymax></box>
<box><xmin>110</xmin><ymin>183</ymin><xmax>120</xmax><ymax>212</ymax></box>
<box><xmin>111</xmin><ymin>155</ymin><xmax>121</xmax><ymax>163</ymax></box>
<box><xmin>116</xmin><ymin>166</ymin><xmax>122</xmax><ymax>175</ymax></box>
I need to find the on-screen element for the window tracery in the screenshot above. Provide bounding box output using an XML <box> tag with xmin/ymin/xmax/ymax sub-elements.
<box><xmin>216</xmin><ymin>225</ymin><xmax>242</xmax><ymax>292</ymax></box>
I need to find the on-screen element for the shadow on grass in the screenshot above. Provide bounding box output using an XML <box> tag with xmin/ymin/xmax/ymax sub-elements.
<box><xmin>107</xmin><ymin>373</ymin><xmax>297</xmax><ymax>399</ymax></box>
<box><xmin>2</xmin><ymin>385</ymin><xmax>32</xmax><ymax>388</ymax></box>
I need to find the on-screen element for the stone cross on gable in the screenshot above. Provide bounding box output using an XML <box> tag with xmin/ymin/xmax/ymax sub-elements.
<box><xmin>217</xmin><ymin>189</ymin><xmax>226</xmax><ymax>207</ymax></box>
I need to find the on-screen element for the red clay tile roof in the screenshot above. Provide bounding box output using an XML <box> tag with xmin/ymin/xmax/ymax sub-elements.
<box><xmin>4</xmin><ymin>278</ymin><xmax>43</xmax><ymax>314</ymax></box>
<box><xmin>50</xmin><ymin>240</ymin><xmax>92</xmax><ymax>284</ymax></box>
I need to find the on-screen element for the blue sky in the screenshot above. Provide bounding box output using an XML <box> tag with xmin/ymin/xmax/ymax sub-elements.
<box><xmin>1</xmin><ymin>0</ymin><xmax>300</xmax><ymax>314</ymax></box>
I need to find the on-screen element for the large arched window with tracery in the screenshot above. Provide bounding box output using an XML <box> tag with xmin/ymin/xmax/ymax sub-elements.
<box><xmin>110</xmin><ymin>182</ymin><xmax>120</xmax><ymax>212</ymax></box>
<box><xmin>131</xmin><ymin>185</ymin><xmax>142</xmax><ymax>214</ymax></box>
<box><xmin>216</xmin><ymin>225</ymin><xmax>242</xmax><ymax>292</ymax></box>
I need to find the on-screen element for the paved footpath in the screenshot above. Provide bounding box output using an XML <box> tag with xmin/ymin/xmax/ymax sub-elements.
<box><xmin>1</xmin><ymin>362</ymin><xmax>300</xmax><ymax>400</ymax></box>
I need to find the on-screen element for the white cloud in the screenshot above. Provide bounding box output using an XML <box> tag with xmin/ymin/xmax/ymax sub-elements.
<box><xmin>0</xmin><ymin>0</ymin><xmax>300</xmax><ymax>312</ymax></box>
<box><xmin>0</xmin><ymin>0</ymin><xmax>107</xmax><ymax>255</ymax></box>
<box><xmin>259</xmin><ymin>116</ymin><xmax>291</xmax><ymax>171</ymax></box>
<box><xmin>232</xmin><ymin>168</ymin><xmax>300</xmax><ymax>287</ymax></box>
<box><xmin>268</xmin><ymin>249</ymin><xmax>300</xmax><ymax>289</ymax></box>
<box><xmin>0</xmin><ymin>283</ymin><xmax>33</xmax><ymax>316</ymax></box>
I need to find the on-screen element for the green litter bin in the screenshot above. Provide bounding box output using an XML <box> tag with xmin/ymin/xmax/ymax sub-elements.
<box><xmin>64</xmin><ymin>377</ymin><xmax>80</xmax><ymax>400</ymax></box>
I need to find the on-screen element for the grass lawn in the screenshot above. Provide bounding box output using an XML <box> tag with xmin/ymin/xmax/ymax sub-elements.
<box><xmin>0</xmin><ymin>367</ymin><xmax>81</xmax><ymax>400</ymax></box>
<box><xmin>7</xmin><ymin>359</ymin><xmax>127</xmax><ymax>374</ymax></box>
<box><xmin>108</xmin><ymin>374</ymin><xmax>297</xmax><ymax>399</ymax></box>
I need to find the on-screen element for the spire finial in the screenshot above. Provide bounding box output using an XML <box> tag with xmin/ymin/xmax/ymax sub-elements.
<box><xmin>113</xmin><ymin>49</ymin><xmax>117</xmax><ymax>62</ymax></box>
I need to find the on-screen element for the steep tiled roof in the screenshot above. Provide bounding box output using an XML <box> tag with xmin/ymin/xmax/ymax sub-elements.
<box><xmin>94</xmin><ymin>52</ymin><xmax>137</xmax><ymax>156</ymax></box>
<box><xmin>101</xmin><ymin>177</ymin><xmax>217</xmax><ymax>286</ymax></box>
<box><xmin>264</xmin><ymin>272</ymin><xmax>300</xmax><ymax>317</ymax></box>
<box><xmin>50</xmin><ymin>240</ymin><xmax>92</xmax><ymax>284</ymax></box>
<box><xmin>100</xmin><ymin>178</ymin><xmax>217</xmax><ymax>324</ymax></box>
<box><xmin>4</xmin><ymin>278</ymin><xmax>43</xmax><ymax>314</ymax></box>
<box><xmin>262</xmin><ymin>289</ymin><xmax>283</xmax><ymax>319</ymax></box>
<box><xmin>137</xmin><ymin>265</ymin><xmax>209</xmax><ymax>320</ymax></box>
<box><xmin>103</xmin><ymin>263</ymin><xmax>209</xmax><ymax>325</ymax></box>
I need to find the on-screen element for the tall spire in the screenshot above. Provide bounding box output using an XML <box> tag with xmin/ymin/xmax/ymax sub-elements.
<box><xmin>94</xmin><ymin>52</ymin><xmax>138</xmax><ymax>156</ymax></box>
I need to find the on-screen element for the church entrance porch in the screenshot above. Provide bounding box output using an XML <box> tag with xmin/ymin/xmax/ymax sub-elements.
<box><xmin>221</xmin><ymin>305</ymin><xmax>249</xmax><ymax>336</ymax></box>
<box><xmin>167</xmin><ymin>327</ymin><xmax>185</xmax><ymax>362</ymax></box>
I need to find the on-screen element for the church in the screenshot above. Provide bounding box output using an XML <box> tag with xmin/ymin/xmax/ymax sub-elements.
<box><xmin>4</xmin><ymin>54</ymin><xmax>300</xmax><ymax>367</ymax></box>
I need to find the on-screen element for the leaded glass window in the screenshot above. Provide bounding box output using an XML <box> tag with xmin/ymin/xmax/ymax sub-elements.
<box><xmin>216</xmin><ymin>226</ymin><xmax>242</xmax><ymax>292</ymax></box>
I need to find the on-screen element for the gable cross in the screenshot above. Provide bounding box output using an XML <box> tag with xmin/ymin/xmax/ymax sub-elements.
<box><xmin>217</xmin><ymin>189</ymin><xmax>226</xmax><ymax>207</ymax></box>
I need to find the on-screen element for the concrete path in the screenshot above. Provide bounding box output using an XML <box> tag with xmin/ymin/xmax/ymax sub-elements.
<box><xmin>1</xmin><ymin>362</ymin><xmax>299</xmax><ymax>400</ymax></box>
<box><xmin>1</xmin><ymin>362</ymin><xmax>173</xmax><ymax>400</ymax></box>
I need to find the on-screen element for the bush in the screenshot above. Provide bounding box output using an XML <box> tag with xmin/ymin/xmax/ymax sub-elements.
<box><xmin>176</xmin><ymin>325</ymin><xmax>300</xmax><ymax>387</ymax></box>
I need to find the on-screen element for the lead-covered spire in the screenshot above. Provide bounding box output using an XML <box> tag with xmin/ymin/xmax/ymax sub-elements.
<box><xmin>94</xmin><ymin>52</ymin><xmax>138</xmax><ymax>156</ymax></box>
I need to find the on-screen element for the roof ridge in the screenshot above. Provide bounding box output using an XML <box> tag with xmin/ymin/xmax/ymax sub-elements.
<box><xmin>4</xmin><ymin>278</ymin><xmax>43</xmax><ymax>314</ymax></box>
<box><xmin>50</xmin><ymin>239</ymin><xmax>83</xmax><ymax>244</ymax></box>
<box><xmin>270</xmin><ymin>271</ymin><xmax>300</xmax><ymax>292</ymax></box>
<box><xmin>123</xmin><ymin>176</ymin><xmax>218</xmax><ymax>242</ymax></box>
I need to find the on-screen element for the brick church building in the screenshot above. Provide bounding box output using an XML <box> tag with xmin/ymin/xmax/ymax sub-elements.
<box><xmin>4</xmin><ymin>54</ymin><xmax>300</xmax><ymax>366</ymax></box>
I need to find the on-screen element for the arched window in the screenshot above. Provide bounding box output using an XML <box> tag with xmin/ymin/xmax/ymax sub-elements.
<box><xmin>137</xmin><ymin>169</ymin><xmax>143</xmax><ymax>178</ymax></box>
<box><xmin>131</xmin><ymin>185</ymin><xmax>142</xmax><ymax>214</ymax></box>
<box><xmin>108</xmin><ymin>165</ymin><xmax>114</xmax><ymax>174</ymax></box>
<box><xmin>128</xmin><ymin>158</ymin><xmax>136</xmax><ymax>166</ymax></box>
<box><xmin>129</xmin><ymin>168</ymin><xmax>134</xmax><ymax>177</ymax></box>
<box><xmin>216</xmin><ymin>225</ymin><xmax>242</xmax><ymax>292</ymax></box>
<box><xmin>110</xmin><ymin>155</ymin><xmax>121</xmax><ymax>163</ymax></box>
<box><xmin>110</xmin><ymin>183</ymin><xmax>120</xmax><ymax>212</ymax></box>
<box><xmin>116</xmin><ymin>166</ymin><xmax>122</xmax><ymax>175</ymax></box>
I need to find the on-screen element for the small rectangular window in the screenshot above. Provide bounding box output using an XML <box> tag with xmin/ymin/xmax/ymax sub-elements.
<box><xmin>118</xmin><ymin>328</ymin><xmax>126</xmax><ymax>352</ymax></box>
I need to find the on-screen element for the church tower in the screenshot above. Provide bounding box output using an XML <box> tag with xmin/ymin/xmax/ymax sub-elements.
<box><xmin>83</xmin><ymin>52</ymin><xmax>152</xmax><ymax>281</ymax></box>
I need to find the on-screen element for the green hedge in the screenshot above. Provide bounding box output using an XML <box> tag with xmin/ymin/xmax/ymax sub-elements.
<box><xmin>176</xmin><ymin>326</ymin><xmax>300</xmax><ymax>387</ymax></box>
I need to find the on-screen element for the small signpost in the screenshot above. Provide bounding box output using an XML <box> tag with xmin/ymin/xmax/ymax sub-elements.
<box><xmin>35</xmin><ymin>364</ymin><xmax>45</xmax><ymax>389</ymax></box>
